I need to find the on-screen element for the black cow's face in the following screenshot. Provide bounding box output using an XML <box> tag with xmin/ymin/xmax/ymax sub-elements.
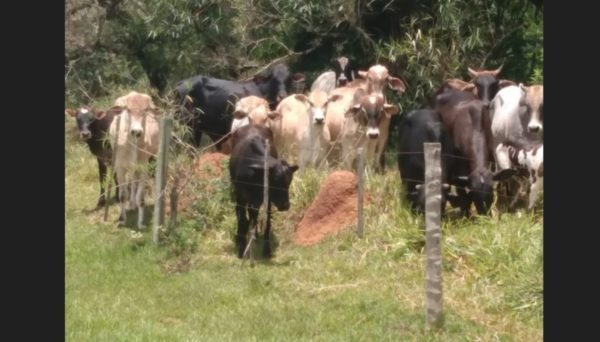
<box><xmin>332</xmin><ymin>56</ymin><xmax>353</xmax><ymax>87</ymax></box>
<box><xmin>271</xmin><ymin>64</ymin><xmax>291</xmax><ymax>102</ymax></box>
<box><xmin>473</xmin><ymin>75</ymin><xmax>500</xmax><ymax>108</ymax></box>
<box><xmin>269</xmin><ymin>160</ymin><xmax>299</xmax><ymax>211</ymax></box>
<box><xmin>74</xmin><ymin>108</ymin><xmax>103</xmax><ymax>141</ymax></box>
<box><xmin>462</xmin><ymin>167</ymin><xmax>516</xmax><ymax>215</ymax></box>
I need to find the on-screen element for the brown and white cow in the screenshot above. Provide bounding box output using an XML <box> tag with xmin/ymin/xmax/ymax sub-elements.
<box><xmin>109</xmin><ymin>91</ymin><xmax>160</xmax><ymax>229</ymax></box>
<box><xmin>332</xmin><ymin>89</ymin><xmax>399</xmax><ymax>171</ymax></box>
<box><xmin>502</xmin><ymin>137</ymin><xmax>543</xmax><ymax>210</ymax></box>
<box><xmin>267</xmin><ymin>90</ymin><xmax>341</xmax><ymax>169</ymax></box>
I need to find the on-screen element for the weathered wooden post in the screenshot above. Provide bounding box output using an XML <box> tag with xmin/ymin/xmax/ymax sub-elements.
<box><xmin>424</xmin><ymin>142</ymin><xmax>444</xmax><ymax>330</ymax></box>
<box><xmin>152</xmin><ymin>115</ymin><xmax>173</xmax><ymax>244</ymax></box>
<box><xmin>356</xmin><ymin>147</ymin><xmax>365</xmax><ymax>238</ymax></box>
<box><xmin>104</xmin><ymin>114</ymin><xmax>121</xmax><ymax>222</ymax></box>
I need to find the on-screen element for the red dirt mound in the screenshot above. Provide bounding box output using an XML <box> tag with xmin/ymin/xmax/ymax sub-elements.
<box><xmin>294</xmin><ymin>170</ymin><xmax>370</xmax><ymax>246</ymax></box>
<box><xmin>165</xmin><ymin>152</ymin><xmax>228</xmax><ymax>216</ymax></box>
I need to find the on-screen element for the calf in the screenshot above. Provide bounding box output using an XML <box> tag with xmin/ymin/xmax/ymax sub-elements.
<box><xmin>434</xmin><ymin>89</ymin><xmax>515</xmax><ymax>215</ymax></box>
<box><xmin>229</xmin><ymin>124</ymin><xmax>298</xmax><ymax>258</ymax></box>
<box><xmin>66</xmin><ymin>106</ymin><xmax>123</xmax><ymax>208</ymax></box>
<box><xmin>502</xmin><ymin>137</ymin><xmax>544</xmax><ymax>210</ymax></box>
<box><xmin>109</xmin><ymin>91</ymin><xmax>160</xmax><ymax>229</ymax></box>
<box><xmin>397</xmin><ymin>109</ymin><xmax>454</xmax><ymax>214</ymax></box>
<box><xmin>267</xmin><ymin>90</ymin><xmax>341</xmax><ymax>169</ymax></box>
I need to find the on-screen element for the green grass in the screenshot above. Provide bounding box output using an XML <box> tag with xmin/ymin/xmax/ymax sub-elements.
<box><xmin>66</xmin><ymin>115</ymin><xmax>542</xmax><ymax>341</ymax></box>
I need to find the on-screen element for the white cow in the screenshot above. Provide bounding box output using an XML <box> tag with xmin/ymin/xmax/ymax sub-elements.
<box><xmin>267</xmin><ymin>90</ymin><xmax>341</xmax><ymax>169</ymax></box>
<box><xmin>490</xmin><ymin>84</ymin><xmax>543</xmax><ymax>170</ymax></box>
<box><xmin>109</xmin><ymin>91</ymin><xmax>160</xmax><ymax>229</ymax></box>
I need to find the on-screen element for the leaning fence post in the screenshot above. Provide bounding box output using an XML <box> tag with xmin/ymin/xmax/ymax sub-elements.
<box><xmin>424</xmin><ymin>142</ymin><xmax>444</xmax><ymax>330</ymax></box>
<box><xmin>104</xmin><ymin>114</ymin><xmax>121</xmax><ymax>222</ymax></box>
<box><xmin>356</xmin><ymin>147</ymin><xmax>365</xmax><ymax>238</ymax></box>
<box><xmin>152</xmin><ymin>115</ymin><xmax>173</xmax><ymax>244</ymax></box>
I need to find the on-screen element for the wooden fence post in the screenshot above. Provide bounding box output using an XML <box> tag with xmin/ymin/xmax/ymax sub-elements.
<box><xmin>356</xmin><ymin>147</ymin><xmax>365</xmax><ymax>238</ymax></box>
<box><xmin>104</xmin><ymin>114</ymin><xmax>121</xmax><ymax>222</ymax></box>
<box><xmin>152</xmin><ymin>115</ymin><xmax>172</xmax><ymax>244</ymax></box>
<box><xmin>424</xmin><ymin>142</ymin><xmax>444</xmax><ymax>330</ymax></box>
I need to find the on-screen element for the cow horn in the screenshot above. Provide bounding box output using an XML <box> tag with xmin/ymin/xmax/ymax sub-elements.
<box><xmin>415</xmin><ymin>184</ymin><xmax>422</xmax><ymax>190</ymax></box>
<box><xmin>468</xmin><ymin>67</ymin><xmax>478</xmax><ymax>78</ymax></box>
<box><xmin>442</xmin><ymin>183</ymin><xmax>450</xmax><ymax>190</ymax></box>
<box><xmin>492</xmin><ymin>64</ymin><xmax>504</xmax><ymax>77</ymax></box>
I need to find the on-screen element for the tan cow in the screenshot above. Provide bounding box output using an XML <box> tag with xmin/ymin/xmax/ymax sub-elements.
<box><xmin>267</xmin><ymin>90</ymin><xmax>341</xmax><ymax>169</ymax></box>
<box><xmin>109</xmin><ymin>91</ymin><xmax>160</xmax><ymax>229</ymax></box>
<box><xmin>230</xmin><ymin>96</ymin><xmax>271</xmax><ymax>131</ymax></box>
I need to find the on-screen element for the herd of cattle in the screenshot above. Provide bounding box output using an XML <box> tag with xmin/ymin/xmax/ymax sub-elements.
<box><xmin>66</xmin><ymin>57</ymin><xmax>543</xmax><ymax>258</ymax></box>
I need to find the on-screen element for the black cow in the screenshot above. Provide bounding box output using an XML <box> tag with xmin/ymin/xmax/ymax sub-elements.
<box><xmin>397</xmin><ymin>109</ymin><xmax>455</xmax><ymax>214</ymax></box>
<box><xmin>331</xmin><ymin>56</ymin><xmax>357</xmax><ymax>87</ymax></box>
<box><xmin>229</xmin><ymin>124</ymin><xmax>299</xmax><ymax>258</ymax></box>
<box><xmin>434</xmin><ymin>89</ymin><xmax>515</xmax><ymax>216</ymax></box>
<box><xmin>66</xmin><ymin>106</ymin><xmax>123</xmax><ymax>208</ymax></box>
<box><xmin>175</xmin><ymin>64</ymin><xmax>304</xmax><ymax>151</ymax></box>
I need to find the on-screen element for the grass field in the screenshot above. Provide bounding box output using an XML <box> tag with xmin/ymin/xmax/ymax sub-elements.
<box><xmin>65</xmin><ymin>115</ymin><xmax>542</xmax><ymax>341</ymax></box>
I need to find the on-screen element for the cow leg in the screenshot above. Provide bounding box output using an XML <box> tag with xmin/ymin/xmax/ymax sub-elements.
<box><xmin>262</xmin><ymin>201</ymin><xmax>272</xmax><ymax>258</ymax></box>
<box><xmin>113</xmin><ymin>170</ymin><xmax>120</xmax><ymax>202</ymax></box>
<box><xmin>97</xmin><ymin>158</ymin><xmax>107</xmax><ymax>208</ymax></box>
<box><xmin>528</xmin><ymin>177</ymin><xmax>541</xmax><ymax>210</ymax></box>
<box><xmin>456</xmin><ymin>187</ymin><xmax>471</xmax><ymax>217</ymax></box>
<box><xmin>136</xmin><ymin>172</ymin><xmax>147</xmax><ymax>230</ymax></box>
<box><xmin>115</xmin><ymin>166</ymin><xmax>128</xmax><ymax>226</ymax></box>
<box><xmin>235</xmin><ymin>204</ymin><xmax>249</xmax><ymax>258</ymax></box>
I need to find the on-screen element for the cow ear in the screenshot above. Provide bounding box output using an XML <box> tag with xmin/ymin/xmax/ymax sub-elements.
<box><xmin>294</xmin><ymin>94</ymin><xmax>309</xmax><ymax>103</ymax></box>
<box><xmin>233</xmin><ymin>110</ymin><xmax>247</xmax><ymax>119</ymax></box>
<box><xmin>499</xmin><ymin>79</ymin><xmax>516</xmax><ymax>88</ymax></box>
<box><xmin>267</xmin><ymin>111</ymin><xmax>282</xmax><ymax>120</ymax></box>
<box><xmin>388</xmin><ymin>76</ymin><xmax>406</xmax><ymax>94</ymax></box>
<box><xmin>253</xmin><ymin>74</ymin><xmax>268</xmax><ymax>84</ymax></box>
<box><xmin>493</xmin><ymin>168</ymin><xmax>517</xmax><ymax>181</ymax></box>
<box><xmin>328</xmin><ymin>94</ymin><xmax>343</xmax><ymax>103</ymax></box>
<box><xmin>292</xmin><ymin>73</ymin><xmax>305</xmax><ymax>82</ymax></box>
<box><xmin>383</xmin><ymin>103</ymin><xmax>399</xmax><ymax>118</ymax></box>
<box><xmin>288</xmin><ymin>164</ymin><xmax>299</xmax><ymax>173</ymax></box>
<box><xmin>95</xmin><ymin>111</ymin><xmax>107</xmax><ymax>120</ymax></box>
<box><xmin>346</xmin><ymin>104</ymin><xmax>362</xmax><ymax>118</ymax></box>
<box><xmin>357</xmin><ymin>70</ymin><xmax>368</xmax><ymax>79</ymax></box>
<box><xmin>461</xmin><ymin>83</ymin><xmax>476</xmax><ymax>93</ymax></box>
<box><xmin>519</xmin><ymin>83</ymin><xmax>529</xmax><ymax>93</ymax></box>
<box><xmin>65</xmin><ymin>109</ymin><xmax>77</xmax><ymax>117</ymax></box>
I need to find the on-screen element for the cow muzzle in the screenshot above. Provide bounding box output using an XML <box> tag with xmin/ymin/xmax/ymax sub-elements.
<box><xmin>366</xmin><ymin>127</ymin><xmax>380</xmax><ymax>139</ymax></box>
<box><xmin>79</xmin><ymin>131</ymin><xmax>91</xmax><ymax>140</ymax></box>
<box><xmin>314</xmin><ymin>117</ymin><xmax>324</xmax><ymax>125</ymax></box>
<box><xmin>527</xmin><ymin>124</ymin><xmax>542</xmax><ymax>134</ymax></box>
<box><xmin>337</xmin><ymin>75</ymin><xmax>348</xmax><ymax>87</ymax></box>
<box><xmin>130</xmin><ymin>129</ymin><xmax>143</xmax><ymax>138</ymax></box>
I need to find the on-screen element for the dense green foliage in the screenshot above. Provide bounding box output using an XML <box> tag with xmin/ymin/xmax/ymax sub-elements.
<box><xmin>65</xmin><ymin>0</ymin><xmax>543</xmax><ymax>110</ymax></box>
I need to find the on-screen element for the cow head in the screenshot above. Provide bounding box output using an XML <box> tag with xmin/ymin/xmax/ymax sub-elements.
<box><xmin>347</xmin><ymin>90</ymin><xmax>399</xmax><ymax>139</ymax></box>
<box><xmin>293</xmin><ymin>91</ymin><xmax>343</xmax><ymax>126</ymax></box>
<box><xmin>519</xmin><ymin>84</ymin><xmax>544</xmax><ymax>135</ymax></box>
<box><xmin>456</xmin><ymin>167</ymin><xmax>516</xmax><ymax>215</ymax></box>
<box><xmin>357</xmin><ymin>64</ymin><xmax>406</xmax><ymax>96</ymax></box>
<box><xmin>231</xmin><ymin>95</ymin><xmax>271</xmax><ymax>131</ymax></box>
<box><xmin>332</xmin><ymin>56</ymin><xmax>355</xmax><ymax>87</ymax></box>
<box><xmin>66</xmin><ymin>106</ymin><xmax>122</xmax><ymax>141</ymax></box>
<box><xmin>114</xmin><ymin>91</ymin><xmax>156</xmax><ymax>138</ymax></box>
<box><xmin>248</xmin><ymin>158</ymin><xmax>299</xmax><ymax>211</ymax></box>
<box><xmin>253</xmin><ymin>64</ymin><xmax>297</xmax><ymax>109</ymax></box>
<box><xmin>466</xmin><ymin>65</ymin><xmax>516</xmax><ymax>107</ymax></box>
